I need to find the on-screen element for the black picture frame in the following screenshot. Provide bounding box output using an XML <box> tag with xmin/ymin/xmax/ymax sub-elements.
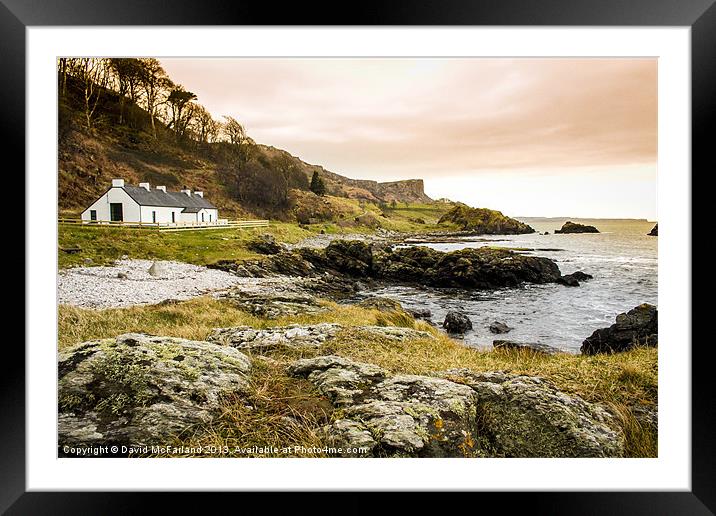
<box><xmin>4</xmin><ymin>0</ymin><xmax>710</xmax><ymax>512</ymax></box>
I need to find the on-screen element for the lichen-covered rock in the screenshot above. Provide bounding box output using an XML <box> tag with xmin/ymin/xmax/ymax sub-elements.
<box><xmin>209</xmin><ymin>323</ymin><xmax>435</xmax><ymax>351</ymax></box>
<box><xmin>209</xmin><ymin>323</ymin><xmax>342</xmax><ymax>350</ymax></box>
<box><xmin>581</xmin><ymin>303</ymin><xmax>658</xmax><ymax>355</ymax></box>
<box><xmin>288</xmin><ymin>356</ymin><xmax>478</xmax><ymax>457</ymax></box>
<box><xmin>58</xmin><ymin>333</ymin><xmax>251</xmax><ymax>452</ymax></box>
<box><xmin>289</xmin><ymin>356</ymin><xmax>623</xmax><ymax>457</ymax></box>
<box><xmin>439</xmin><ymin>369</ymin><xmax>624</xmax><ymax>457</ymax></box>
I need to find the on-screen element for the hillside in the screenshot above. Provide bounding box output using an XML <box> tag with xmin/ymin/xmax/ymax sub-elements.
<box><xmin>58</xmin><ymin>74</ymin><xmax>432</xmax><ymax>220</ymax></box>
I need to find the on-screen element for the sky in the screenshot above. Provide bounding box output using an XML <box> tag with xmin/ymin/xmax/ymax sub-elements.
<box><xmin>161</xmin><ymin>58</ymin><xmax>657</xmax><ymax>219</ymax></box>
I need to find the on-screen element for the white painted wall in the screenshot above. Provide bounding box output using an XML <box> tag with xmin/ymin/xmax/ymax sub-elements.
<box><xmin>139</xmin><ymin>205</ymin><xmax>183</xmax><ymax>224</ymax></box>
<box><xmin>80</xmin><ymin>187</ymin><xmax>141</xmax><ymax>222</ymax></box>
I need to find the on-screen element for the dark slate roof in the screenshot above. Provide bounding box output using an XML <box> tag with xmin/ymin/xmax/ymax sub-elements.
<box><xmin>121</xmin><ymin>185</ymin><xmax>216</xmax><ymax>209</ymax></box>
<box><xmin>181</xmin><ymin>207</ymin><xmax>202</xmax><ymax>213</ymax></box>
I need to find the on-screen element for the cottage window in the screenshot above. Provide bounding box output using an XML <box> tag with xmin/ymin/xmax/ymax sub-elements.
<box><xmin>90</xmin><ymin>210</ymin><xmax>97</xmax><ymax>221</ymax></box>
<box><xmin>171</xmin><ymin>212</ymin><xmax>175</xmax><ymax>223</ymax></box>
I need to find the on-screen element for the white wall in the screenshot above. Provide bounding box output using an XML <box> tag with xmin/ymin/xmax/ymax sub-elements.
<box><xmin>80</xmin><ymin>187</ymin><xmax>141</xmax><ymax>222</ymax></box>
<box><xmin>139</xmin><ymin>205</ymin><xmax>183</xmax><ymax>224</ymax></box>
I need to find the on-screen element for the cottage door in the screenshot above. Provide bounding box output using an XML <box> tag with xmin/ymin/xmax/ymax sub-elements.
<box><xmin>110</xmin><ymin>203</ymin><xmax>123</xmax><ymax>222</ymax></box>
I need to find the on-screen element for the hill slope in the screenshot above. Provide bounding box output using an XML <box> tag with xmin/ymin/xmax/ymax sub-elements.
<box><xmin>58</xmin><ymin>77</ymin><xmax>431</xmax><ymax>220</ymax></box>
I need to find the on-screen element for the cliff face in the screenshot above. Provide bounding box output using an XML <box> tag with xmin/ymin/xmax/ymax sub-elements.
<box><xmin>318</xmin><ymin>170</ymin><xmax>432</xmax><ymax>204</ymax></box>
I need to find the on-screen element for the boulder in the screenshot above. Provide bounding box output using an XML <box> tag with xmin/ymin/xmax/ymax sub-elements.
<box><xmin>648</xmin><ymin>224</ymin><xmax>658</xmax><ymax>236</ymax></box>
<box><xmin>289</xmin><ymin>356</ymin><xmax>624</xmax><ymax>457</ymax></box>
<box><xmin>489</xmin><ymin>321</ymin><xmax>511</xmax><ymax>334</ymax></box>
<box><xmin>247</xmin><ymin>234</ymin><xmax>283</xmax><ymax>255</ymax></box>
<box><xmin>147</xmin><ymin>261</ymin><xmax>163</xmax><ymax>277</ymax></box>
<box><xmin>492</xmin><ymin>340</ymin><xmax>561</xmax><ymax>355</ymax></box>
<box><xmin>555</xmin><ymin>221</ymin><xmax>600</xmax><ymax>234</ymax></box>
<box><xmin>443</xmin><ymin>311</ymin><xmax>472</xmax><ymax>334</ymax></box>
<box><xmin>58</xmin><ymin>333</ymin><xmax>251</xmax><ymax>452</ymax></box>
<box><xmin>288</xmin><ymin>356</ymin><xmax>479</xmax><ymax>457</ymax></box>
<box><xmin>581</xmin><ymin>304</ymin><xmax>658</xmax><ymax>355</ymax></box>
<box><xmin>439</xmin><ymin>369</ymin><xmax>624</xmax><ymax>457</ymax></box>
<box><xmin>117</xmin><ymin>272</ymin><xmax>128</xmax><ymax>280</ymax></box>
<box><xmin>324</xmin><ymin>240</ymin><xmax>374</xmax><ymax>276</ymax></box>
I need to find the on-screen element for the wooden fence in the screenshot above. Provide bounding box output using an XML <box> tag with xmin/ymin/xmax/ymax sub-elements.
<box><xmin>58</xmin><ymin>218</ymin><xmax>270</xmax><ymax>232</ymax></box>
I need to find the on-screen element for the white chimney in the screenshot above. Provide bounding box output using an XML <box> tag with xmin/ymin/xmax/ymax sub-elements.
<box><xmin>112</xmin><ymin>178</ymin><xmax>125</xmax><ymax>187</ymax></box>
<box><xmin>156</xmin><ymin>186</ymin><xmax>166</xmax><ymax>193</ymax></box>
<box><xmin>139</xmin><ymin>182</ymin><xmax>150</xmax><ymax>191</ymax></box>
<box><xmin>181</xmin><ymin>189</ymin><xmax>191</xmax><ymax>196</ymax></box>
<box><xmin>194</xmin><ymin>191</ymin><xmax>203</xmax><ymax>198</ymax></box>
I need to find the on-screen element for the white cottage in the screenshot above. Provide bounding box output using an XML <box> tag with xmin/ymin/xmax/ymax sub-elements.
<box><xmin>81</xmin><ymin>179</ymin><xmax>219</xmax><ymax>225</ymax></box>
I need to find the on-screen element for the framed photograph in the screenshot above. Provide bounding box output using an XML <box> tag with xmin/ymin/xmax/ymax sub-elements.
<box><xmin>7</xmin><ymin>0</ymin><xmax>711</xmax><ymax>512</ymax></box>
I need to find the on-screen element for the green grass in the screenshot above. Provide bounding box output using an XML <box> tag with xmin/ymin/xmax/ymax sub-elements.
<box><xmin>58</xmin><ymin>296</ymin><xmax>657</xmax><ymax>457</ymax></box>
<box><xmin>58</xmin><ymin>222</ymin><xmax>315</xmax><ymax>268</ymax></box>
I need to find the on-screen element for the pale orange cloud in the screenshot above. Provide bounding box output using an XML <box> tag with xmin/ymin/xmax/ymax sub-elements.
<box><xmin>160</xmin><ymin>58</ymin><xmax>657</xmax><ymax>218</ymax></box>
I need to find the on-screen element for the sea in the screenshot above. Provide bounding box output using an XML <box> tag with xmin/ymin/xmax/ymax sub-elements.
<box><xmin>358</xmin><ymin>218</ymin><xmax>658</xmax><ymax>353</ymax></box>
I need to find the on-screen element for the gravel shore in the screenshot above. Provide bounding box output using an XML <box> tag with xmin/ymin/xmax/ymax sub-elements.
<box><xmin>58</xmin><ymin>259</ymin><xmax>244</xmax><ymax>309</ymax></box>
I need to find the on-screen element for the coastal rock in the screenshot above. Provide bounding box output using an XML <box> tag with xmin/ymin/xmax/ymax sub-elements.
<box><xmin>555</xmin><ymin>221</ymin><xmax>600</xmax><ymax>234</ymax></box>
<box><xmin>247</xmin><ymin>234</ymin><xmax>284</xmax><ymax>255</ymax></box>
<box><xmin>289</xmin><ymin>356</ymin><xmax>624</xmax><ymax>457</ymax></box>
<box><xmin>489</xmin><ymin>321</ymin><xmax>511</xmax><ymax>334</ymax></box>
<box><xmin>373</xmin><ymin>246</ymin><xmax>562</xmax><ymax>289</ymax></box>
<box><xmin>492</xmin><ymin>340</ymin><xmax>561</xmax><ymax>355</ymax></box>
<box><xmin>581</xmin><ymin>304</ymin><xmax>658</xmax><ymax>355</ymax></box>
<box><xmin>557</xmin><ymin>271</ymin><xmax>593</xmax><ymax>287</ymax></box>
<box><xmin>648</xmin><ymin>224</ymin><xmax>658</xmax><ymax>236</ymax></box>
<box><xmin>58</xmin><ymin>333</ymin><xmax>251</xmax><ymax>451</ymax></box>
<box><xmin>443</xmin><ymin>311</ymin><xmax>473</xmax><ymax>334</ymax></box>
<box><xmin>209</xmin><ymin>323</ymin><xmax>435</xmax><ymax>351</ymax></box>
<box><xmin>215</xmin><ymin>240</ymin><xmax>564</xmax><ymax>292</ymax></box>
<box><xmin>437</xmin><ymin>205</ymin><xmax>535</xmax><ymax>235</ymax></box>
<box><xmin>439</xmin><ymin>369</ymin><xmax>624</xmax><ymax>457</ymax></box>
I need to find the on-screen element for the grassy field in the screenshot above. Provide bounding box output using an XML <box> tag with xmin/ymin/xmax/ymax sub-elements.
<box><xmin>58</xmin><ymin>222</ymin><xmax>315</xmax><ymax>268</ymax></box>
<box><xmin>58</xmin><ymin>297</ymin><xmax>658</xmax><ymax>457</ymax></box>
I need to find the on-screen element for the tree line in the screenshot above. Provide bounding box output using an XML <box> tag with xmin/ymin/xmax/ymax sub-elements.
<box><xmin>58</xmin><ymin>57</ymin><xmax>248</xmax><ymax>147</ymax></box>
<box><xmin>58</xmin><ymin>57</ymin><xmax>326</xmax><ymax>215</ymax></box>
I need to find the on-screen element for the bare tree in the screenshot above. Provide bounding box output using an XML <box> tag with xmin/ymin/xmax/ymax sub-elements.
<box><xmin>73</xmin><ymin>58</ymin><xmax>109</xmax><ymax>129</ymax></box>
<box><xmin>137</xmin><ymin>58</ymin><xmax>170</xmax><ymax>139</ymax></box>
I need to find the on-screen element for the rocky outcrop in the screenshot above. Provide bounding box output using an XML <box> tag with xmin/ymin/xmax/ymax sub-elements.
<box><xmin>210</xmin><ymin>239</ymin><xmax>566</xmax><ymax>293</ymax></box>
<box><xmin>438</xmin><ymin>205</ymin><xmax>535</xmax><ymax>235</ymax></box>
<box><xmin>581</xmin><ymin>304</ymin><xmax>658</xmax><ymax>355</ymax></box>
<box><xmin>492</xmin><ymin>340</ymin><xmax>561</xmax><ymax>355</ymax></box>
<box><xmin>58</xmin><ymin>333</ymin><xmax>251</xmax><ymax>452</ymax></box>
<box><xmin>443</xmin><ymin>311</ymin><xmax>473</xmax><ymax>334</ymax></box>
<box><xmin>557</xmin><ymin>271</ymin><xmax>593</xmax><ymax>287</ymax></box>
<box><xmin>648</xmin><ymin>224</ymin><xmax>658</xmax><ymax>236</ymax></box>
<box><xmin>209</xmin><ymin>323</ymin><xmax>435</xmax><ymax>351</ymax></box>
<box><xmin>555</xmin><ymin>221</ymin><xmax>600</xmax><ymax>234</ymax></box>
<box><xmin>288</xmin><ymin>356</ymin><xmax>624</xmax><ymax>457</ymax></box>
